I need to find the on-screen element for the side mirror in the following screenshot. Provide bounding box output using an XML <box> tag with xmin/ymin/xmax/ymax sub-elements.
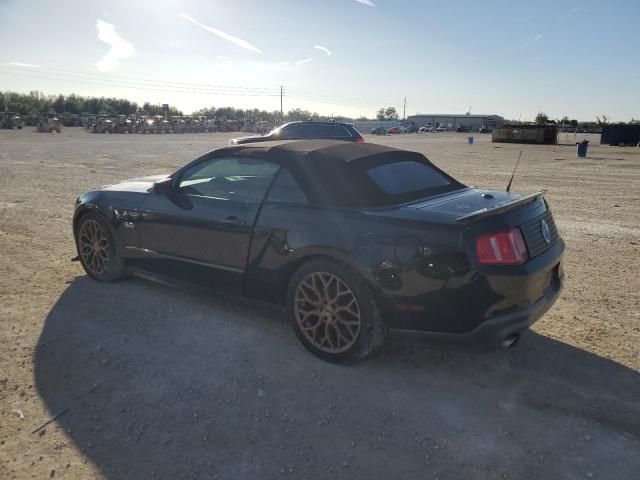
<box><xmin>152</xmin><ymin>177</ymin><xmax>176</xmax><ymax>195</ymax></box>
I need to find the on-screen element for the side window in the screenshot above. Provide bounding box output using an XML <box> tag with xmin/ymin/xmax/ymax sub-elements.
<box><xmin>178</xmin><ymin>156</ymin><xmax>279</xmax><ymax>202</ymax></box>
<box><xmin>313</xmin><ymin>125</ymin><xmax>352</xmax><ymax>138</ymax></box>
<box><xmin>280</xmin><ymin>124</ymin><xmax>305</xmax><ymax>139</ymax></box>
<box><xmin>266</xmin><ymin>169</ymin><xmax>308</xmax><ymax>204</ymax></box>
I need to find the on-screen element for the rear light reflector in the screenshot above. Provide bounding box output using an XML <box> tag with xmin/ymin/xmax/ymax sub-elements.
<box><xmin>476</xmin><ymin>228</ymin><xmax>528</xmax><ymax>265</ymax></box>
<box><xmin>356</xmin><ymin>138</ymin><xmax>364</xmax><ymax>143</ymax></box>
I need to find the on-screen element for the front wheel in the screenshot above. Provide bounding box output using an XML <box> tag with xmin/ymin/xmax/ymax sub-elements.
<box><xmin>76</xmin><ymin>213</ymin><xmax>127</xmax><ymax>282</ymax></box>
<box><xmin>287</xmin><ymin>259</ymin><xmax>387</xmax><ymax>363</ymax></box>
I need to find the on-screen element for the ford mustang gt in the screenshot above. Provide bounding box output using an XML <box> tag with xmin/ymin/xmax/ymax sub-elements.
<box><xmin>73</xmin><ymin>140</ymin><xmax>564</xmax><ymax>362</ymax></box>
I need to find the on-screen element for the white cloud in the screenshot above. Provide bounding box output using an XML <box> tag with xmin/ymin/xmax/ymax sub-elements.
<box><xmin>216</xmin><ymin>56</ymin><xmax>232</xmax><ymax>63</ymax></box>
<box><xmin>296</xmin><ymin>58</ymin><xmax>313</xmax><ymax>66</ymax></box>
<box><xmin>95</xmin><ymin>20</ymin><xmax>135</xmax><ymax>72</ymax></box>
<box><xmin>522</xmin><ymin>33</ymin><xmax>543</xmax><ymax>47</ymax></box>
<box><xmin>557</xmin><ymin>7</ymin><xmax>580</xmax><ymax>22</ymax></box>
<box><xmin>354</xmin><ymin>0</ymin><xmax>376</xmax><ymax>6</ymax></box>
<box><xmin>313</xmin><ymin>45</ymin><xmax>332</xmax><ymax>56</ymax></box>
<box><xmin>179</xmin><ymin>13</ymin><xmax>262</xmax><ymax>54</ymax></box>
<box><xmin>8</xmin><ymin>62</ymin><xmax>40</xmax><ymax>68</ymax></box>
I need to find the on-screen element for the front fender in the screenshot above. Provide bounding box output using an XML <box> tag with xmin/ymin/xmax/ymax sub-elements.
<box><xmin>73</xmin><ymin>190</ymin><xmax>147</xmax><ymax>255</ymax></box>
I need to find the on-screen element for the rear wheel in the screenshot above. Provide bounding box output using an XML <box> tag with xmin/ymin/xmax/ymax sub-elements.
<box><xmin>76</xmin><ymin>213</ymin><xmax>126</xmax><ymax>282</ymax></box>
<box><xmin>287</xmin><ymin>259</ymin><xmax>387</xmax><ymax>363</ymax></box>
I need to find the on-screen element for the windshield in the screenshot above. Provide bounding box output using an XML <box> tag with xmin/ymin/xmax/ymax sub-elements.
<box><xmin>267</xmin><ymin>123</ymin><xmax>293</xmax><ymax>136</ymax></box>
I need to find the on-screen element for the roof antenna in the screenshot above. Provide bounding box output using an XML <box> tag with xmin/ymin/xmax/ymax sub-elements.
<box><xmin>506</xmin><ymin>150</ymin><xmax>523</xmax><ymax>193</ymax></box>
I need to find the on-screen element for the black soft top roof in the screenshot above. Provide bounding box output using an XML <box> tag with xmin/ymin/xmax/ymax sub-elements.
<box><xmin>203</xmin><ymin>140</ymin><xmax>461</xmax><ymax>207</ymax></box>
<box><xmin>210</xmin><ymin>139</ymin><xmax>404</xmax><ymax>164</ymax></box>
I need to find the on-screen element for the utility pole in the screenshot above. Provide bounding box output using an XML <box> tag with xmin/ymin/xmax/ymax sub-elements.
<box><xmin>403</xmin><ymin>97</ymin><xmax>407</xmax><ymax>120</ymax></box>
<box><xmin>280</xmin><ymin>86</ymin><xmax>283</xmax><ymax>124</ymax></box>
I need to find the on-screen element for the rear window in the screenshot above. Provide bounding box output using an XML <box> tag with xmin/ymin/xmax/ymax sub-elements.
<box><xmin>366</xmin><ymin>160</ymin><xmax>451</xmax><ymax>195</ymax></box>
<box><xmin>288</xmin><ymin>153</ymin><xmax>463</xmax><ymax>208</ymax></box>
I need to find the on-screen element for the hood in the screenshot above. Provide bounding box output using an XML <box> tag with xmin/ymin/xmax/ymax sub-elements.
<box><xmin>100</xmin><ymin>174</ymin><xmax>170</xmax><ymax>193</ymax></box>
<box><xmin>230</xmin><ymin>134</ymin><xmax>271</xmax><ymax>144</ymax></box>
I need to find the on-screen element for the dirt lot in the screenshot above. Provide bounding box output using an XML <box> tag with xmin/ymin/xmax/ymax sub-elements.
<box><xmin>1</xmin><ymin>128</ymin><xmax>639</xmax><ymax>479</ymax></box>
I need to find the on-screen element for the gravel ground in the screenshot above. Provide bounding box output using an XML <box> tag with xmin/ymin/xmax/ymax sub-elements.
<box><xmin>1</xmin><ymin>128</ymin><xmax>639</xmax><ymax>479</ymax></box>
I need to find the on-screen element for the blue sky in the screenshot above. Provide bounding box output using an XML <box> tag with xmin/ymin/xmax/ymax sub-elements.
<box><xmin>1</xmin><ymin>0</ymin><xmax>638</xmax><ymax>120</ymax></box>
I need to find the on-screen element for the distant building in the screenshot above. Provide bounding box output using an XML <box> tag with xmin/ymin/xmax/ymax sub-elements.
<box><xmin>407</xmin><ymin>114</ymin><xmax>504</xmax><ymax>131</ymax></box>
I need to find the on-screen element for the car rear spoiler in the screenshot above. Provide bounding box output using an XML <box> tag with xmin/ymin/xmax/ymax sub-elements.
<box><xmin>455</xmin><ymin>191</ymin><xmax>546</xmax><ymax>225</ymax></box>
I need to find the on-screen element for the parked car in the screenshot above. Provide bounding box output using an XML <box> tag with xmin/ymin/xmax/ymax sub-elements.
<box><xmin>419</xmin><ymin>126</ymin><xmax>433</xmax><ymax>133</ymax></box>
<box><xmin>479</xmin><ymin>126</ymin><xmax>493</xmax><ymax>133</ymax></box>
<box><xmin>456</xmin><ymin>126</ymin><xmax>470</xmax><ymax>133</ymax></box>
<box><xmin>73</xmin><ymin>140</ymin><xmax>564</xmax><ymax>363</ymax></box>
<box><xmin>231</xmin><ymin>121</ymin><xmax>364</xmax><ymax>144</ymax></box>
<box><xmin>405</xmin><ymin>125</ymin><xmax>419</xmax><ymax>134</ymax></box>
<box><xmin>435</xmin><ymin>126</ymin><xmax>447</xmax><ymax>132</ymax></box>
<box><xmin>370</xmin><ymin>126</ymin><xmax>387</xmax><ymax>135</ymax></box>
<box><xmin>386</xmin><ymin>126</ymin><xmax>402</xmax><ymax>134</ymax></box>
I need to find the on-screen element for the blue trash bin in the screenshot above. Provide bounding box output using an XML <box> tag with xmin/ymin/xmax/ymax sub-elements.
<box><xmin>468</xmin><ymin>136</ymin><xmax>474</xmax><ymax>145</ymax></box>
<box><xmin>576</xmin><ymin>140</ymin><xmax>589</xmax><ymax>158</ymax></box>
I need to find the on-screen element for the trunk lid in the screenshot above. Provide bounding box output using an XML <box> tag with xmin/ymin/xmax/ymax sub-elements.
<box><xmin>363</xmin><ymin>187</ymin><xmax>559</xmax><ymax>258</ymax></box>
<box><xmin>364</xmin><ymin>187</ymin><xmax>535</xmax><ymax>225</ymax></box>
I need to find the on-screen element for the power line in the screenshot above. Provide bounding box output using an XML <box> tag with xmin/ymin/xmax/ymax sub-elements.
<box><xmin>285</xmin><ymin>88</ymin><xmax>398</xmax><ymax>107</ymax></box>
<box><xmin>0</xmin><ymin>65</ymin><xmax>404</xmax><ymax>115</ymax></box>
<box><xmin>0</xmin><ymin>67</ymin><xmax>280</xmax><ymax>97</ymax></box>
<box><xmin>285</xmin><ymin>93</ymin><xmax>395</xmax><ymax>110</ymax></box>
<box><xmin>2</xmin><ymin>65</ymin><xmax>280</xmax><ymax>93</ymax></box>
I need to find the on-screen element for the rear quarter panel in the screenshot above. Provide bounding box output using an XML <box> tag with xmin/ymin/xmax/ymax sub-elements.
<box><xmin>245</xmin><ymin>203</ymin><xmax>470</xmax><ymax>325</ymax></box>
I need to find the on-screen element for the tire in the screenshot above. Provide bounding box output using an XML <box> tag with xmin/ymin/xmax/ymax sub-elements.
<box><xmin>75</xmin><ymin>212</ymin><xmax>127</xmax><ymax>282</ymax></box>
<box><xmin>286</xmin><ymin>258</ymin><xmax>387</xmax><ymax>363</ymax></box>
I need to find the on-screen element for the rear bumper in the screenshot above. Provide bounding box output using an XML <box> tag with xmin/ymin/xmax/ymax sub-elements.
<box><xmin>390</xmin><ymin>272</ymin><xmax>563</xmax><ymax>350</ymax></box>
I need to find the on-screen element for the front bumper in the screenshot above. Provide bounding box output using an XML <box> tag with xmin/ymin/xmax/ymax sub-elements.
<box><xmin>390</xmin><ymin>272</ymin><xmax>563</xmax><ymax>350</ymax></box>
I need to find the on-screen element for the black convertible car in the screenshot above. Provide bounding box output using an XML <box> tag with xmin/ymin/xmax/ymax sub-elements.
<box><xmin>230</xmin><ymin>121</ymin><xmax>364</xmax><ymax>145</ymax></box>
<box><xmin>73</xmin><ymin>140</ymin><xmax>564</xmax><ymax>362</ymax></box>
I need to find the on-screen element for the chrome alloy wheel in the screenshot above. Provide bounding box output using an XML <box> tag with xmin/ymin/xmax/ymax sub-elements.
<box><xmin>294</xmin><ymin>272</ymin><xmax>362</xmax><ymax>354</ymax></box>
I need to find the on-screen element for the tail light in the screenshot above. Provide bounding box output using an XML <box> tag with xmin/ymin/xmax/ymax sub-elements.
<box><xmin>356</xmin><ymin>138</ymin><xmax>364</xmax><ymax>143</ymax></box>
<box><xmin>476</xmin><ymin>228</ymin><xmax>528</xmax><ymax>265</ymax></box>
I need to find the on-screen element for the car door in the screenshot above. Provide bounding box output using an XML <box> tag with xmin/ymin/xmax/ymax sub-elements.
<box><xmin>134</xmin><ymin>155</ymin><xmax>280</xmax><ymax>292</ymax></box>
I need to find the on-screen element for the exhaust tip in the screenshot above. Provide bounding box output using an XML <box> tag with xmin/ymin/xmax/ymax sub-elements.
<box><xmin>500</xmin><ymin>333</ymin><xmax>520</xmax><ymax>349</ymax></box>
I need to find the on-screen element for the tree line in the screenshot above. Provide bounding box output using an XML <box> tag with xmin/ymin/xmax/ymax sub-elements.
<box><xmin>533</xmin><ymin>112</ymin><xmax>639</xmax><ymax>126</ymax></box>
<box><xmin>0</xmin><ymin>90</ymin><xmax>353</xmax><ymax>123</ymax></box>
<box><xmin>4</xmin><ymin>91</ymin><xmax>635</xmax><ymax>126</ymax></box>
<box><xmin>0</xmin><ymin>91</ymin><xmax>184</xmax><ymax>117</ymax></box>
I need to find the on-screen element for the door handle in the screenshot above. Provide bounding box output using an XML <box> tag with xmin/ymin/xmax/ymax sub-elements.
<box><xmin>220</xmin><ymin>215</ymin><xmax>246</xmax><ymax>226</ymax></box>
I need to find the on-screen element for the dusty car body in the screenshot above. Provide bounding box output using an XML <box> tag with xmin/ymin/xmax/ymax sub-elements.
<box><xmin>73</xmin><ymin>140</ymin><xmax>564</xmax><ymax>362</ymax></box>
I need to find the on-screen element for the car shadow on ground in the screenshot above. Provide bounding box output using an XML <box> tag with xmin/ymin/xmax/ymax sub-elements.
<box><xmin>35</xmin><ymin>276</ymin><xmax>640</xmax><ymax>479</ymax></box>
